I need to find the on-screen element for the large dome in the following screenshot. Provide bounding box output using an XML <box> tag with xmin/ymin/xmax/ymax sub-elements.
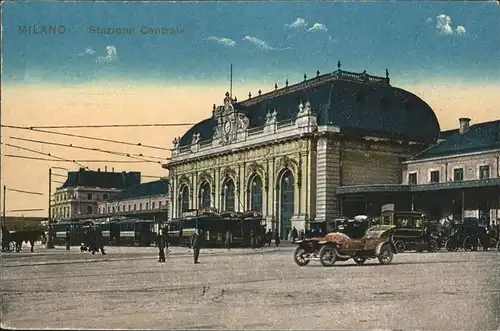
<box><xmin>178</xmin><ymin>69</ymin><xmax>440</xmax><ymax>147</ymax></box>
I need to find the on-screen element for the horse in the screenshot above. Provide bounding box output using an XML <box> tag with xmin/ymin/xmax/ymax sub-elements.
<box><xmin>10</xmin><ymin>228</ymin><xmax>46</xmax><ymax>252</ymax></box>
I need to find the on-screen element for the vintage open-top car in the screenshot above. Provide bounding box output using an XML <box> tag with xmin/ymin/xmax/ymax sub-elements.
<box><xmin>294</xmin><ymin>224</ymin><xmax>397</xmax><ymax>267</ymax></box>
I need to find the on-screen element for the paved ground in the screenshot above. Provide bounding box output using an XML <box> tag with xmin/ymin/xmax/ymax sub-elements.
<box><xmin>1</xmin><ymin>243</ymin><xmax>499</xmax><ymax>330</ymax></box>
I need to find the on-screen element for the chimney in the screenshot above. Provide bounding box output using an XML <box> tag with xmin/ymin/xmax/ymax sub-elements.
<box><xmin>105</xmin><ymin>166</ymin><xmax>108</xmax><ymax>172</ymax></box>
<box><xmin>459</xmin><ymin>118</ymin><xmax>471</xmax><ymax>134</ymax></box>
<box><xmin>97</xmin><ymin>168</ymin><xmax>101</xmax><ymax>172</ymax></box>
<box><xmin>112</xmin><ymin>167</ymin><xmax>114</xmax><ymax>172</ymax></box>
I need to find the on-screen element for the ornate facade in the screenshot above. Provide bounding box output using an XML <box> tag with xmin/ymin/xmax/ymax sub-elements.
<box><xmin>165</xmin><ymin>66</ymin><xmax>440</xmax><ymax>235</ymax></box>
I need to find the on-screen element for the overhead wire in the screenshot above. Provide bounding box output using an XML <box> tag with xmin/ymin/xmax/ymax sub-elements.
<box><xmin>2</xmin><ymin>125</ymin><xmax>172</xmax><ymax>151</ymax></box>
<box><xmin>2</xmin><ymin>154</ymin><xmax>153</xmax><ymax>163</ymax></box>
<box><xmin>6</xmin><ymin>208</ymin><xmax>45</xmax><ymax>213</ymax></box>
<box><xmin>1</xmin><ymin>142</ymin><xmax>89</xmax><ymax>169</ymax></box>
<box><xmin>8</xmin><ymin>136</ymin><xmax>167</xmax><ymax>163</ymax></box>
<box><xmin>6</xmin><ymin>187</ymin><xmax>44</xmax><ymax>196</ymax></box>
<box><xmin>1</xmin><ymin>122</ymin><xmax>195</xmax><ymax>129</ymax></box>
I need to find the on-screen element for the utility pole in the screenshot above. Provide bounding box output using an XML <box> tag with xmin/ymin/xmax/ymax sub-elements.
<box><xmin>2</xmin><ymin>185</ymin><xmax>6</xmax><ymax>228</ymax></box>
<box><xmin>46</xmin><ymin>168</ymin><xmax>54</xmax><ymax>248</ymax></box>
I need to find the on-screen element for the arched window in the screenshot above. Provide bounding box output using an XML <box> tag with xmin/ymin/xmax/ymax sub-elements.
<box><xmin>223</xmin><ymin>179</ymin><xmax>236</xmax><ymax>211</ymax></box>
<box><xmin>279</xmin><ymin>170</ymin><xmax>294</xmax><ymax>238</ymax></box>
<box><xmin>199</xmin><ymin>182</ymin><xmax>211</xmax><ymax>208</ymax></box>
<box><xmin>181</xmin><ymin>185</ymin><xmax>190</xmax><ymax>212</ymax></box>
<box><xmin>250</xmin><ymin>175</ymin><xmax>263</xmax><ymax>213</ymax></box>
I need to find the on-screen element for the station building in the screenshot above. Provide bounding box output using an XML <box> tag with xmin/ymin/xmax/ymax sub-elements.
<box><xmin>52</xmin><ymin>168</ymin><xmax>141</xmax><ymax>221</ymax></box>
<box><xmin>96</xmin><ymin>178</ymin><xmax>170</xmax><ymax>220</ymax></box>
<box><xmin>338</xmin><ymin>118</ymin><xmax>500</xmax><ymax>225</ymax></box>
<box><xmin>164</xmin><ymin>65</ymin><xmax>442</xmax><ymax>236</ymax></box>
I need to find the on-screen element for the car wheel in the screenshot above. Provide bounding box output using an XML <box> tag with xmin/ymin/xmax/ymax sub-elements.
<box><xmin>377</xmin><ymin>244</ymin><xmax>394</xmax><ymax>265</ymax></box>
<box><xmin>318</xmin><ymin>245</ymin><xmax>337</xmax><ymax>267</ymax></box>
<box><xmin>463</xmin><ymin>236</ymin><xmax>478</xmax><ymax>251</ymax></box>
<box><xmin>353</xmin><ymin>257</ymin><xmax>367</xmax><ymax>266</ymax></box>
<box><xmin>445</xmin><ymin>239</ymin><xmax>456</xmax><ymax>252</ymax></box>
<box><xmin>8</xmin><ymin>242</ymin><xmax>15</xmax><ymax>252</ymax></box>
<box><xmin>428</xmin><ymin>239</ymin><xmax>439</xmax><ymax>252</ymax></box>
<box><xmin>394</xmin><ymin>240</ymin><xmax>406</xmax><ymax>253</ymax></box>
<box><xmin>293</xmin><ymin>246</ymin><xmax>310</xmax><ymax>267</ymax></box>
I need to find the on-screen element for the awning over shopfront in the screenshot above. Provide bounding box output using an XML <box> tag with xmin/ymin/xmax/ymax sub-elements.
<box><xmin>337</xmin><ymin>178</ymin><xmax>500</xmax><ymax>195</ymax></box>
<box><xmin>337</xmin><ymin>179</ymin><xmax>500</xmax><ymax>220</ymax></box>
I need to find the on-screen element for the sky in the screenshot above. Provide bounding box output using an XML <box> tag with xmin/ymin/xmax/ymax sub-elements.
<box><xmin>1</xmin><ymin>1</ymin><xmax>500</xmax><ymax>217</ymax></box>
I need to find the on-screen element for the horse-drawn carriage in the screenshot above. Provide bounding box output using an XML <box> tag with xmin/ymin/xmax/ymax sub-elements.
<box><xmin>1</xmin><ymin>226</ymin><xmax>16</xmax><ymax>252</ymax></box>
<box><xmin>1</xmin><ymin>225</ymin><xmax>45</xmax><ymax>252</ymax></box>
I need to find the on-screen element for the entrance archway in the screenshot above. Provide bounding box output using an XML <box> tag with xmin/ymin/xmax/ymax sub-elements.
<box><xmin>279</xmin><ymin>170</ymin><xmax>294</xmax><ymax>239</ymax></box>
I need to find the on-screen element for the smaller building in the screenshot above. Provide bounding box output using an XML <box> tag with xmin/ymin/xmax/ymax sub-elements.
<box><xmin>52</xmin><ymin>168</ymin><xmax>141</xmax><ymax>220</ymax></box>
<box><xmin>403</xmin><ymin>118</ymin><xmax>500</xmax><ymax>222</ymax></box>
<box><xmin>97</xmin><ymin>178</ymin><xmax>170</xmax><ymax>216</ymax></box>
<box><xmin>338</xmin><ymin>118</ymin><xmax>500</xmax><ymax>224</ymax></box>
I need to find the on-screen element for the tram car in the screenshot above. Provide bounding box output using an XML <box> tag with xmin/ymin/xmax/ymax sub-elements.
<box><xmin>165</xmin><ymin>219</ymin><xmax>181</xmax><ymax>246</ymax></box>
<box><xmin>179</xmin><ymin>208</ymin><xmax>225</xmax><ymax>247</ymax></box>
<box><xmin>114</xmin><ymin>218</ymin><xmax>156</xmax><ymax>247</ymax></box>
<box><xmin>220</xmin><ymin>211</ymin><xmax>245</xmax><ymax>245</ymax></box>
<box><xmin>53</xmin><ymin>220</ymin><xmax>93</xmax><ymax>246</ymax></box>
<box><xmin>241</xmin><ymin>211</ymin><xmax>266</xmax><ymax>247</ymax></box>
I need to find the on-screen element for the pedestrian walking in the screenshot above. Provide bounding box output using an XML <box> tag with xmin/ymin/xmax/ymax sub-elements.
<box><xmin>65</xmin><ymin>229</ymin><xmax>71</xmax><ymax>250</ymax></box>
<box><xmin>225</xmin><ymin>228</ymin><xmax>232</xmax><ymax>250</ymax></box>
<box><xmin>157</xmin><ymin>229</ymin><xmax>166</xmax><ymax>262</ymax></box>
<box><xmin>291</xmin><ymin>226</ymin><xmax>298</xmax><ymax>243</ymax></box>
<box><xmin>266</xmin><ymin>229</ymin><xmax>272</xmax><ymax>247</ymax></box>
<box><xmin>191</xmin><ymin>228</ymin><xmax>203</xmax><ymax>264</ymax></box>
<box><xmin>274</xmin><ymin>230</ymin><xmax>280</xmax><ymax>247</ymax></box>
<box><xmin>91</xmin><ymin>227</ymin><xmax>106</xmax><ymax>255</ymax></box>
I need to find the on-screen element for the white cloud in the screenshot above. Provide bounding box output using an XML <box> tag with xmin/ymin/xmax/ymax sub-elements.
<box><xmin>205</xmin><ymin>36</ymin><xmax>236</xmax><ymax>47</ymax></box>
<box><xmin>308</xmin><ymin>23</ymin><xmax>328</xmax><ymax>32</ymax></box>
<box><xmin>436</xmin><ymin>14</ymin><xmax>453</xmax><ymax>35</ymax></box>
<box><xmin>96</xmin><ymin>45</ymin><xmax>118</xmax><ymax>63</ymax></box>
<box><xmin>456</xmin><ymin>25</ymin><xmax>467</xmax><ymax>35</ymax></box>
<box><xmin>435</xmin><ymin>14</ymin><xmax>466</xmax><ymax>36</ymax></box>
<box><xmin>285</xmin><ymin>18</ymin><xmax>308</xmax><ymax>29</ymax></box>
<box><xmin>243</xmin><ymin>36</ymin><xmax>290</xmax><ymax>51</ymax></box>
<box><xmin>77</xmin><ymin>47</ymin><xmax>96</xmax><ymax>56</ymax></box>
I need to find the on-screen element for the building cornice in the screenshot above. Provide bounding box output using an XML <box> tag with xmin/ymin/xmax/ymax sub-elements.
<box><xmin>403</xmin><ymin>148</ymin><xmax>500</xmax><ymax>164</ymax></box>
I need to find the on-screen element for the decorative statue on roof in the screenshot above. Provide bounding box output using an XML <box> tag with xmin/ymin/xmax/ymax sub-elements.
<box><xmin>191</xmin><ymin>132</ymin><xmax>200</xmax><ymax>145</ymax></box>
<box><xmin>172</xmin><ymin>137</ymin><xmax>179</xmax><ymax>150</ymax></box>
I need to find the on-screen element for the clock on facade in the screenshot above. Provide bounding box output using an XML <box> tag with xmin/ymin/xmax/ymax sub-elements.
<box><xmin>224</xmin><ymin>121</ymin><xmax>232</xmax><ymax>134</ymax></box>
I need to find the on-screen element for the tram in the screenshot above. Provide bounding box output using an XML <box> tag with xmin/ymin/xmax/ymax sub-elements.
<box><xmin>167</xmin><ymin>209</ymin><xmax>266</xmax><ymax>247</ymax></box>
<box><xmin>53</xmin><ymin>220</ymin><xmax>93</xmax><ymax>246</ymax></box>
<box><xmin>114</xmin><ymin>218</ymin><xmax>156</xmax><ymax>246</ymax></box>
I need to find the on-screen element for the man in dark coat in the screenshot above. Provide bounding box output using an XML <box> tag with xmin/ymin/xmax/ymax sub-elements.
<box><xmin>191</xmin><ymin>228</ymin><xmax>203</xmax><ymax>264</ymax></box>
<box><xmin>291</xmin><ymin>226</ymin><xmax>298</xmax><ymax>243</ymax></box>
<box><xmin>266</xmin><ymin>229</ymin><xmax>272</xmax><ymax>247</ymax></box>
<box><xmin>65</xmin><ymin>229</ymin><xmax>71</xmax><ymax>250</ymax></box>
<box><xmin>274</xmin><ymin>230</ymin><xmax>280</xmax><ymax>247</ymax></box>
<box><xmin>92</xmin><ymin>227</ymin><xmax>106</xmax><ymax>255</ymax></box>
<box><xmin>157</xmin><ymin>229</ymin><xmax>166</xmax><ymax>262</ymax></box>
